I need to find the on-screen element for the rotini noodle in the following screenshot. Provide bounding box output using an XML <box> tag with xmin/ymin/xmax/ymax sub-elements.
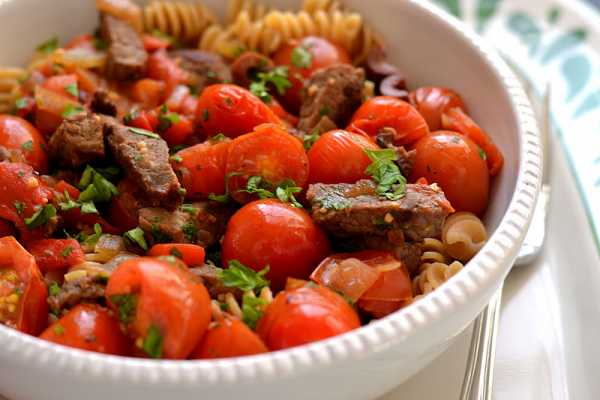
<box><xmin>442</xmin><ymin>212</ymin><xmax>487</xmax><ymax>262</ymax></box>
<box><xmin>144</xmin><ymin>0</ymin><xmax>216</xmax><ymax>43</ymax></box>
<box><xmin>302</xmin><ymin>0</ymin><xmax>343</xmax><ymax>14</ymax></box>
<box><xmin>198</xmin><ymin>23</ymin><xmax>243</xmax><ymax>58</ymax></box>
<box><xmin>227</xmin><ymin>0</ymin><xmax>271</xmax><ymax>24</ymax></box>
<box><xmin>0</xmin><ymin>67</ymin><xmax>26</xmax><ymax>113</ymax></box>
<box><xmin>213</xmin><ymin>287</ymin><xmax>273</xmax><ymax>321</ymax></box>
<box><xmin>412</xmin><ymin>260</ymin><xmax>463</xmax><ymax>298</ymax></box>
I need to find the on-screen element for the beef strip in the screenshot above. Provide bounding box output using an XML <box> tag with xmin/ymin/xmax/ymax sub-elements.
<box><xmin>138</xmin><ymin>201</ymin><xmax>230</xmax><ymax>248</ymax></box>
<box><xmin>105</xmin><ymin>119</ymin><xmax>182</xmax><ymax>208</ymax></box>
<box><xmin>169</xmin><ymin>49</ymin><xmax>231</xmax><ymax>93</ymax></box>
<box><xmin>376</xmin><ymin>128</ymin><xmax>417</xmax><ymax>177</ymax></box>
<box><xmin>48</xmin><ymin>112</ymin><xmax>105</xmax><ymax>168</ymax></box>
<box><xmin>90</xmin><ymin>89</ymin><xmax>118</xmax><ymax>116</ymax></box>
<box><xmin>47</xmin><ymin>275</ymin><xmax>105</xmax><ymax>315</ymax></box>
<box><xmin>100</xmin><ymin>14</ymin><xmax>147</xmax><ymax>81</ymax></box>
<box><xmin>190</xmin><ymin>264</ymin><xmax>244</xmax><ymax>299</ymax></box>
<box><xmin>306</xmin><ymin>179</ymin><xmax>453</xmax><ymax>242</ymax></box>
<box><xmin>298</xmin><ymin>64</ymin><xmax>364</xmax><ymax>133</ymax></box>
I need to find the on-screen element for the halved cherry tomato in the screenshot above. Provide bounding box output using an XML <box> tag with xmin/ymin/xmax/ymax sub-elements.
<box><xmin>257</xmin><ymin>285</ymin><xmax>360</xmax><ymax>350</ymax></box>
<box><xmin>0</xmin><ymin>236</ymin><xmax>48</xmax><ymax>335</ymax></box>
<box><xmin>147</xmin><ymin>49</ymin><xmax>189</xmax><ymax>99</ymax></box>
<box><xmin>0</xmin><ymin>115</ymin><xmax>48</xmax><ymax>173</ymax></box>
<box><xmin>105</xmin><ymin>257</ymin><xmax>211</xmax><ymax>359</ymax></box>
<box><xmin>191</xmin><ymin>318</ymin><xmax>268</xmax><ymax>359</ymax></box>
<box><xmin>148</xmin><ymin>243</ymin><xmax>205</xmax><ymax>266</ymax></box>
<box><xmin>125</xmin><ymin>109</ymin><xmax>158</xmax><ymax>132</ymax></box>
<box><xmin>272</xmin><ymin>36</ymin><xmax>351</xmax><ymax>113</ymax></box>
<box><xmin>130</xmin><ymin>79</ymin><xmax>165</xmax><ymax>109</ymax></box>
<box><xmin>308</xmin><ymin>130</ymin><xmax>378</xmax><ymax>184</ymax></box>
<box><xmin>171</xmin><ymin>138</ymin><xmax>231</xmax><ymax>200</ymax></box>
<box><xmin>26</xmin><ymin>239</ymin><xmax>85</xmax><ymax>272</ymax></box>
<box><xmin>40</xmin><ymin>304</ymin><xmax>130</xmax><ymax>355</ymax></box>
<box><xmin>161</xmin><ymin>116</ymin><xmax>194</xmax><ymax>146</ymax></box>
<box><xmin>409</xmin><ymin>87</ymin><xmax>467</xmax><ymax>131</ymax></box>
<box><xmin>348</xmin><ymin>96</ymin><xmax>429</xmax><ymax>146</ymax></box>
<box><xmin>441</xmin><ymin>107</ymin><xmax>504</xmax><ymax>176</ymax></box>
<box><xmin>225</xmin><ymin>124</ymin><xmax>309</xmax><ymax>204</ymax></box>
<box><xmin>196</xmin><ymin>84</ymin><xmax>282</xmax><ymax>138</ymax></box>
<box><xmin>142</xmin><ymin>34</ymin><xmax>171</xmax><ymax>52</ymax></box>
<box><xmin>74</xmin><ymin>68</ymin><xmax>105</xmax><ymax>94</ymax></box>
<box><xmin>221</xmin><ymin>199</ymin><xmax>330</xmax><ymax>290</ymax></box>
<box><xmin>34</xmin><ymin>85</ymin><xmax>81</xmax><ymax>135</ymax></box>
<box><xmin>410</xmin><ymin>131</ymin><xmax>489</xmax><ymax>215</ymax></box>
<box><xmin>42</xmin><ymin>74</ymin><xmax>79</xmax><ymax>101</ymax></box>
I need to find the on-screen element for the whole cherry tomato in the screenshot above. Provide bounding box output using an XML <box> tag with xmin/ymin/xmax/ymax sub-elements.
<box><xmin>40</xmin><ymin>304</ymin><xmax>130</xmax><ymax>355</ymax></box>
<box><xmin>441</xmin><ymin>107</ymin><xmax>504</xmax><ymax>176</ymax></box>
<box><xmin>272</xmin><ymin>36</ymin><xmax>351</xmax><ymax>113</ymax></box>
<box><xmin>196</xmin><ymin>84</ymin><xmax>281</xmax><ymax>138</ymax></box>
<box><xmin>26</xmin><ymin>239</ymin><xmax>85</xmax><ymax>272</ymax></box>
<box><xmin>225</xmin><ymin>124</ymin><xmax>309</xmax><ymax>204</ymax></box>
<box><xmin>308</xmin><ymin>130</ymin><xmax>379</xmax><ymax>184</ymax></box>
<box><xmin>0</xmin><ymin>115</ymin><xmax>48</xmax><ymax>173</ymax></box>
<box><xmin>348</xmin><ymin>96</ymin><xmax>429</xmax><ymax>146</ymax></box>
<box><xmin>105</xmin><ymin>257</ymin><xmax>211</xmax><ymax>359</ymax></box>
<box><xmin>191</xmin><ymin>318</ymin><xmax>268</xmax><ymax>359</ymax></box>
<box><xmin>221</xmin><ymin>199</ymin><xmax>330</xmax><ymax>290</ymax></box>
<box><xmin>410</xmin><ymin>131</ymin><xmax>489</xmax><ymax>215</ymax></box>
<box><xmin>409</xmin><ymin>86</ymin><xmax>467</xmax><ymax>131</ymax></box>
<box><xmin>257</xmin><ymin>285</ymin><xmax>360</xmax><ymax>350</ymax></box>
<box><xmin>0</xmin><ymin>236</ymin><xmax>48</xmax><ymax>335</ymax></box>
<box><xmin>171</xmin><ymin>137</ymin><xmax>231</xmax><ymax>200</ymax></box>
<box><xmin>148</xmin><ymin>243</ymin><xmax>206</xmax><ymax>266</ymax></box>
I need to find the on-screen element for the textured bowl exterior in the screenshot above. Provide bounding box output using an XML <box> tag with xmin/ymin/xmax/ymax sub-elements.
<box><xmin>0</xmin><ymin>0</ymin><xmax>541</xmax><ymax>399</ymax></box>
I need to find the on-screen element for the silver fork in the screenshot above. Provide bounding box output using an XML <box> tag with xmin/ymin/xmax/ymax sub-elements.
<box><xmin>459</xmin><ymin>76</ymin><xmax>551</xmax><ymax>400</ymax></box>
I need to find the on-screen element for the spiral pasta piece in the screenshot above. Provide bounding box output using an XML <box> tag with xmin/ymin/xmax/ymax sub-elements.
<box><xmin>212</xmin><ymin>288</ymin><xmax>274</xmax><ymax>321</ymax></box>
<box><xmin>0</xmin><ymin>67</ymin><xmax>26</xmax><ymax>113</ymax></box>
<box><xmin>198</xmin><ymin>24</ymin><xmax>243</xmax><ymax>59</ymax></box>
<box><xmin>227</xmin><ymin>0</ymin><xmax>271</xmax><ymax>24</ymax></box>
<box><xmin>412</xmin><ymin>260</ymin><xmax>463</xmax><ymax>298</ymax></box>
<box><xmin>442</xmin><ymin>212</ymin><xmax>487</xmax><ymax>262</ymax></box>
<box><xmin>228</xmin><ymin>10</ymin><xmax>281</xmax><ymax>55</ymax></box>
<box><xmin>144</xmin><ymin>0</ymin><xmax>216</xmax><ymax>43</ymax></box>
<box><xmin>302</xmin><ymin>0</ymin><xmax>343</xmax><ymax>14</ymax></box>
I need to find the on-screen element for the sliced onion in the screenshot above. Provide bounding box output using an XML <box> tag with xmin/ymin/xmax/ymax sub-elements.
<box><xmin>52</xmin><ymin>48</ymin><xmax>107</xmax><ymax>70</ymax></box>
<box><xmin>93</xmin><ymin>234</ymin><xmax>125</xmax><ymax>263</ymax></box>
<box><xmin>311</xmin><ymin>257</ymin><xmax>381</xmax><ymax>302</ymax></box>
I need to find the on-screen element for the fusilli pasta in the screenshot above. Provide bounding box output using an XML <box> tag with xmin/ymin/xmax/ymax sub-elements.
<box><xmin>302</xmin><ymin>0</ymin><xmax>343</xmax><ymax>14</ymax></box>
<box><xmin>0</xmin><ymin>67</ymin><xmax>26</xmax><ymax>113</ymax></box>
<box><xmin>144</xmin><ymin>0</ymin><xmax>216</xmax><ymax>44</ymax></box>
<box><xmin>226</xmin><ymin>0</ymin><xmax>271</xmax><ymax>24</ymax></box>
<box><xmin>198</xmin><ymin>23</ymin><xmax>243</xmax><ymax>59</ymax></box>
<box><xmin>211</xmin><ymin>287</ymin><xmax>273</xmax><ymax>321</ymax></box>
<box><xmin>412</xmin><ymin>238</ymin><xmax>464</xmax><ymax>298</ymax></box>
<box><xmin>442</xmin><ymin>212</ymin><xmax>487</xmax><ymax>262</ymax></box>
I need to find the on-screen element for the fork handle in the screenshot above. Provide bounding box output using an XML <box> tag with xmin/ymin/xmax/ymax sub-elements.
<box><xmin>460</xmin><ymin>285</ymin><xmax>503</xmax><ymax>400</ymax></box>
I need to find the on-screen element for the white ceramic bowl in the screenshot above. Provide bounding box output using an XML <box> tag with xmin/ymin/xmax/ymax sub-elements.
<box><xmin>0</xmin><ymin>1</ymin><xmax>541</xmax><ymax>399</ymax></box>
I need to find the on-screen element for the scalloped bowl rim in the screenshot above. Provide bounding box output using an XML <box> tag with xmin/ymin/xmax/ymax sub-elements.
<box><xmin>0</xmin><ymin>0</ymin><xmax>541</xmax><ymax>387</ymax></box>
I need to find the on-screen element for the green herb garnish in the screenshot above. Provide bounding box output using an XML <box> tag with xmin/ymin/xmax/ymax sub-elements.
<box><xmin>364</xmin><ymin>148</ymin><xmax>407</xmax><ymax>201</ymax></box>
<box><xmin>143</xmin><ymin>325</ymin><xmax>163</xmax><ymax>359</ymax></box>
<box><xmin>242</xmin><ymin>295</ymin><xmax>267</xmax><ymax>329</ymax></box>
<box><xmin>109</xmin><ymin>294</ymin><xmax>137</xmax><ymax>325</ymax></box>
<box><xmin>124</xmin><ymin>227</ymin><xmax>148</xmax><ymax>251</ymax></box>
<box><xmin>128</xmin><ymin>127</ymin><xmax>160</xmax><ymax>139</ymax></box>
<box><xmin>24</xmin><ymin>204</ymin><xmax>56</xmax><ymax>229</ymax></box>
<box><xmin>60</xmin><ymin>246</ymin><xmax>73</xmax><ymax>258</ymax></box>
<box><xmin>249</xmin><ymin>66</ymin><xmax>292</xmax><ymax>103</ymax></box>
<box><xmin>64</xmin><ymin>82</ymin><xmax>78</xmax><ymax>97</ymax></box>
<box><xmin>48</xmin><ymin>282</ymin><xmax>61</xmax><ymax>297</ymax></box>
<box><xmin>36</xmin><ymin>36</ymin><xmax>59</xmax><ymax>54</ymax></box>
<box><xmin>218</xmin><ymin>260</ymin><xmax>270</xmax><ymax>292</ymax></box>
<box><xmin>13</xmin><ymin>201</ymin><xmax>24</xmax><ymax>215</ymax></box>
<box><xmin>291</xmin><ymin>45</ymin><xmax>312</xmax><ymax>68</ymax></box>
<box><xmin>21</xmin><ymin>140</ymin><xmax>33</xmax><ymax>152</ymax></box>
<box><xmin>61</xmin><ymin>103</ymin><xmax>85</xmax><ymax>118</ymax></box>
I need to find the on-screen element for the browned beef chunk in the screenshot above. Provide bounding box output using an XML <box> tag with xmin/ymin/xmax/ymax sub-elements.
<box><xmin>306</xmin><ymin>179</ymin><xmax>453</xmax><ymax>242</ymax></box>
<box><xmin>190</xmin><ymin>264</ymin><xmax>243</xmax><ymax>299</ymax></box>
<box><xmin>105</xmin><ymin>120</ymin><xmax>181</xmax><ymax>208</ymax></box>
<box><xmin>230</xmin><ymin>51</ymin><xmax>274</xmax><ymax>88</ymax></box>
<box><xmin>48</xmin><ymin>112</ymin><xmax>105</xmax><ymax>168</ymax></box>
<box><xmin>47</xmin><ymin>275</ymin><xmax>105</xmax><ymax>316</ymax></box>
<box><xmin>170</xmin><ymin>49</ymin><xmax>231</xmax><ymax>93</ymax></box>
<box><xmin>376</xmin><ymin>128</ymin><xmax>416</xmax><ymax>177</ymax></box>
<box><xmin>91</xmin><ymin>89</ymin><xmax>118</xmax><ymax>116</ymax></box>
<box><xmin>100</xmin><ymin>14</ymin><xmax>147</xmax><ymax>81</ymax></box>
<box><xmin>138</xmin><ymin>201</ymin><xmax>230</xmax><ymax>248</ymax></box>
<box><xmin>298</xmin><ymin>64</ymin><xmax>364</xmax><ymax>133</ymax></box>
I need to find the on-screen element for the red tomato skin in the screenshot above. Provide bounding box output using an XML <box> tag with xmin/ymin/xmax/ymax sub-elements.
<box><xmin>0</xmin><ymin>115</ymin><xmax>48</xmax><ymax>173</ymax></box>
<box><xmin>148</xmin><ymin>244</ymin><xmax>206</xmax><ymax>267</ymax></box>
<box><xmin>257</xmin><ymin>285</ymin><xmax>360</xmax><ymax>350</ymax></box>
<box><xmin>196</xmin><ymin>84</ymin><xmax>282</xmax><ymax>138</ymax></box>
<box><xmin>147</xmin><ymin>49</ymin><xmax>189</xmax><ymax>99</ymax></box>
<box><xmin>308</xmin><ymin>130</ymin><xmax>379</xmax><ymax>184</ymax></box>
<box><xmin>40</xmin><ymin>304</ymin><xmax>131</xmax><ymax>355</ymax></box>
<box><xmin>409</xmin><ymin>87</ymin><xmax>467</xmax><ymax>131</ymax></box>
<box><xmin>410</xmin><ymin>131</ymin><xmax>490</xmax><ymax>215</ymax></box>
<box><xmin>34</xmin><ymin>85</ymin><xmax>81</xmax><ymax>135</ymax></box>
<box><xmin>65</xmin><ymin>34</ymin><xmax>96</xmax><ymax>51</ymax></box>
<box><xmin>42</xmin><ymin>74</ymin><xmax>79</xmax><ymax>101</ymax></box>
<box><xmin>272</xmin><ymin>36</ymin><xmax>351</xmax><ymax>113</ymax></box>
<box><xmin>172</xmin><ymin>138</ymin><xmax>231</xmax><ymax>200</ymax></box>
<box><xmin>0</xmin><ymin>236</ymin><xmax>48</xmax><ymax>335</ymax></box>
<box><xmin>161</xmin><ymin>116</ymin><xmax>194</xmax><ymax>146</ymax></box>
<box><xmin>191</xmin><ymin>318</ymin><xmax>268</xmax><ymax>359</ymax></box>
<box><xmin>105</xmin><ymin>257</ymin><xmax>211</xmax><ymax>359</ymax></box>
<box><xmin>130</xmin><ymin>79</ymin><xmax>165</xmax><ymax>109</ymax></box>
<box><xmin>225</xmin><ymin>124</ymin><xmax>309</xmax><ymax>204</ymax></box>
<box><xmin>142</xmin><ymin>34</ymin><xmax>170</xmax><ymax>52</ymax></box>
<box><xmin>221</xmin><ymin>199</ymin><xmax>330</xmax><ymax>290</ymax></box>
<box><xmin>26</xmin><ymin>239</ymin><xmax>85</xmax><ymax>272</ymax></box>
<box><xmin>348</xmin><ymin>96</ymin><xmax>430</xmax><ymax>146</ymax></box>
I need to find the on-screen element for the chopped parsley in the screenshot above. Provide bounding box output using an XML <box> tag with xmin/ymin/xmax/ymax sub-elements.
<box><xmin>243</xmin><ymin>176</ymin><xmax>275</xmax><ymax>199</ymax></box>
<box><xmin>143</xmin><ymin>325</ymin><xmax>163</xmax><ymax>359</ymax></box>
<box><xmin>180</xmin><ymin>203</ymin><xmax>198</xmax><ymax>216</ymax></box>
<box><xmin>60</xmin><ymin>246</ymin><xmax>73</xmax><ymax>258</ymax></box>
<box><xmin>14</xmin><ymin>97</ymin><xmax>28</xmax><ymax>111</ymax></box>
<box><xmin>64</xmin><ymin>82</ymin><xmax>78</xmax><ymax>97</ymax></box>
<box><xmin>210</xmin><ymin>133</ymin><xmax>227</xmax><ymax>142</ymax></box>
<box><xmin>218</xmin><ymin>260</ymin><xmax>270</xmax><ymax>292</ymax></box>
<box><xmin>208</xmin><ymin>193</ymin><xmax>229</xmax><ymax>203</ymax></box>
<box><xmin>241</xmin><ymin>176</ymin><xmax>302</xmax><ymax>207</ymax></box>
<box><xmin>62</xmin><ymin>103</ymin><xmax>85</xmax><ymax>118</ymax></box>
<box><xmin>92</xmin><ymin>37</ymin><xmax>108</xmax><ymax>50</ymax></box>
<box><xmin>124</xmin><ymin>227</ymin><xmax>148</xmax><ymax>251</ymax></box>
<box><xmin>275</xmin><ymin>180</ymin><xmax>303</xmax><ymax>208</ymax></box>
<box><xmin>80</xmin><ymin>201</ymin><xmax>98</xmax><ymax>214</ymax></box>
<box><xmin>75</xmin><ymin>223</ymin><xmax>103</xmax><ymax>247</ymax></box>
<box><xmin>291</xmin><ymin>45</ymin><xmax>313</xmax><ymax>68</ymax></box>
<box><xmin>21</xmin><ymin>140</ymin><xmax>33</xmax><ymax>152</ymax></box>
<box><xmin>478</xmin><ymin>147</ymin><xmax>487</xmax><ymax>161</ymax></box>
<box><xmin>13</xmin><ymin>201</ymin><xmax>24</xmax><ymax>215</ymax></box>
<box><xmin>303</xmin><ymin>129</ymin><xmax>320</xmax><ymax>150</ymax></box>
<box><xmin>364</xmin><ymin>148</ymin><xmax>407</xmax><ymax>201</ymax></box>
<box><xmin>202</xmin><ymin>108</ymin><xmax>209</xmax><ymax>121</ymax></box>
<box><xmin>53</xmin><ymin>323</ymin><xmax>65</xmax><ymax>336</ymax></box>
<box><xmin>24</xmin><ymin>204</ymin><xmax>56</xmax><ymax>230</ymax></box>
<box><xmin>109</xmin><ymin>294</ymin><xmax>137</xmax><ymax>325</ymax></box>
<box><xmin>242</xmin><ymin>295</ymin><xmax>267</xmax><ymax>329</ymax></box>
<box><xmin>319</xmin><ymin>105</ymin><xmax>330</xmax><ymax>117</ymax></box>
<box><xmin>157</xmin><ymin>105</ymin><xmax>180</xmax><ymax>132</ymax></box>
<box><xmin>36</xmin><ymin>36</ymin><xmax>59</xmax><ymax>54</ymax></box>
<box><xmin>78</xmin><ymin>165</ymin><xmax>119</xmax><ymax>203</ymax></box>
<box><xmin>170</xmin><ymin>247</ymin><xmax>183</xmax><ymax>259</ymax></box>
<box><xmin>48</xmin><ymin>282</ymin><xmax>61</xmax><ymax>297</ymax></box>
<box><xmin>249</xmin><ymin>66</ymin><xmax>292</xmax><ymax>103</ymax></box>
<box><xmin>128</xmin><ymin>127</ymin><xmax>160</xmax><ymax>139</ymax></box>
<box><xmin>170</xmin><ymin>154</ymin><xmax>183</xmax><ymax>163</ymax></box>
<box><xmin>182</xmin><ymin>222</ymin><xmax>198</xmax><ymax>242</ymax></box>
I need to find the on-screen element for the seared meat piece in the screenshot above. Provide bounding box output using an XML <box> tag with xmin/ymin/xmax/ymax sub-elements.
<box><xmin>170</xmin><ymin>49</ymin><xmax>231</xmax><ymax>92</ymax></box>
<box><xmin>105</xmin><ymin>120</ymin><xmax>182</xmax><ymax>208</ymax></box>
<box><xmin>48</xmin><ymin>112</ymin><xmax>105</xmax><ymax>168</ymax></box>
<box><xmin>190</xmin><ymin>264</ymin><xmax>243</xmax><ymax>299</ymax></box>
<box><xmin>376</xmin><ymin>128</ymin><xmax>416</xmax><ymax>177</ymax></box>
<box><xmin>230</xmin><ymin>51</ymin><xmax>273</xmax><ymax>88</ymax></box>
<box><xmin>100</xmin><ymin>14</ymin><xmax>147</xmax><ymax>81</ymax></box>
<box><xmin>138</xmin><ymin>202</ymin><xmax>230</xmax><ymax>248</ymax></box>
<box><xmin>91</xmin><ymin>89</ymin><xmax>118</xmax><ymax>117</ymax></box>
<box><xmin>306</xmin><ymin>179</ymin><xmax>453</xmax><ymax>242</ymax></box>
<box><xmin>298</xmin><ymin>64</ymin><xmax>364</xmax><ymax>133</ymax></box>
<box><xmin>47</xmin><ymin>275</ymin><xmax>105</xmax><ymax>315</ymax></box>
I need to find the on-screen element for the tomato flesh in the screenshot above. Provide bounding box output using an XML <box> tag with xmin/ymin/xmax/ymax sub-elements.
<box><xmin>0</xmin><ymin>115</ymin><xmax>48</xmax><ymax>173</ymax></box>
<box><xmin>191</xmin><ymin>318</ymin><xmax>268</xmax><ymax>359</ymax></box>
